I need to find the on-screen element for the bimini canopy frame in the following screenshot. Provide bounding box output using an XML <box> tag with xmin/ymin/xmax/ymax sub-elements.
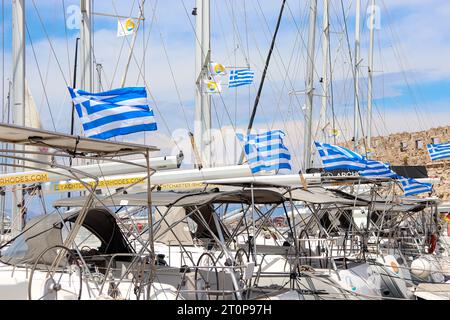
<box><xmin>0</xmin><ymin>123</ymin><xmax>158</xmax><ymax>156</ymax></box>
<box><xmin>53</xmin><ymin>189</ymin><xmax>286</xmax><ymax>208</ymax></box>
<box><xmin>0</xmin><ymin>124</ymin><xmax>159</xmax><ymax>280</ymax></box>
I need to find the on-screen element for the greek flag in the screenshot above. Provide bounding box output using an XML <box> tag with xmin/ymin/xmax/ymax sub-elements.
<box><xmin>314</xmin><ymin>141</ymin><xmax>433</xmax><ymax>196</ymax></box>
<box><xmin>228</xmin><ymin>69</ymin><xmax>254</xmax><ymax>88</ymax></box>
<box><xmin>314</xmin><ymin>142</ymin><xmax>367</xmax><ymax>171</ymax></box>
<box><xmin>398</xmin><ymin>177</ymin><xmax>432</xmax><ymax>197</ymax></box>
<box><xmin>359</xmin><ymin>160</ymin><xmax>397</xmax><ymax>178</ymax></box>
<box><xmin>237</xmin><ymin>130</ymin><xmax>291</xmax><ymax>174</ymax></box>
<box><xmin>427</xmin><ymin>143</ymin><xmax>450</xmax><ymax>161</ymax></box>
<box><xmin>68</xmin><ymin>87</ymin><xmax>157</xmax><ymax>140</ymax></box>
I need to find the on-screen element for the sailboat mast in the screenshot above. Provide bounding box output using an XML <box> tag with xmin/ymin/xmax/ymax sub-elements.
<box><xmin>303</xmin><ymin>0</ymin><xmax>318</xmax><ymax>170</ymax></box>
<box><xmin>80</xmin><ymin>0</ymin><xmax>93</xmax><ymax>92</ymax></box>
<box><xmin>367</xmin><ymin>0</ymin><xmax>376</xmax><ymax>151</ymax></box>
<box><xmin>319</xmin><ymin>0</ymin><xmax>329</xmax><ymax>143</ymax></box>
<box><xmin>11</xmin><ymin>0</ymin><xmax>25</xmax><ymax>237</ymax></box>
<box><xmin>353</xmin><ymin>0</ymin><xmax>361</xmax><ymax>151</ymax></box>
<box><xmin>194</xmin><ymin>0</ymin><xmax>211</xmax><ymax>168</ymax></box>
<box><xmin>12</xmin><ymin>0</ymin><xmax>25</xmax><ymax>128</ymax></box>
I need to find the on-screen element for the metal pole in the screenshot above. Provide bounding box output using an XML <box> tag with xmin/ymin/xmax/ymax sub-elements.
<box><xmin>353</xmin><ymin>0</ymin><xmax>361</xmax><ymax>151</ymax></box>
<box><xmin>238</xmin><ymin>0</ymin><xmax>287</xmax><ymax>164</ymax></box>
<box><xmin>319</xmin><ymin>0</ymin><xmax>329</xmax><ymax>143</ymax></box>
<box><xmin>145</xmin><ymin>151</ymin><xmax>154</xmax><ymax>255</ymax></box>
<box><xmin>0</xmin><ymin>188</ymin><xmax>5</xmax><ymax>236</ymax></box>
<box><xmin>303</xmin><ymin>0</ymin><xmax>318</xmax><ymax>170</ymax></box>
<box><xmin>11</xmin><ymin>0</ymin><xmax>25</xmax><ymax>237</ymax></box>
<box><xmin>367</xmin><ymin>0</ymin><xmax>376</xmax><ymax>151</ymax></box>
<box><xmin>194</xmin><ymin>0</ymin><xmax>211</xmax><ymax>168</ymax></box>
<box><xmin>120</xmin><ymin>0</ymin><xmax>145</xmax><ymax>88</ymax></box>
<box><xmin>250</xmin><ymin>184</ymin><xmax>257</xmax><ymax>264</ymax></box>
<box><xmin>68</xmin><ymin>37</ymin><xmax>80</xmax><ymax>204</ymax></box>
<box><xmin>288</xmin><ymin>189</ymin><xmax>300</xmax><ymax>286</ymax></box>
<box><xmin>80</xmin><ymin>0</ymin><xmax>92</xmax><ymax>92</ymax></box>
<box><xmin>70</xmin><ymin>38</ymin><xmax>80</xmax><ymax>137</ymax></box>
<box><xmin>210</xmin><ymin>207</ymin><xmax>243</xmax><ymax>300</ymax></box>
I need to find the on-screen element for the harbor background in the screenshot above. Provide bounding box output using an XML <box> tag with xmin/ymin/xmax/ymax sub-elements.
<box><xmin>344</xmin><ymin>125</ymin><xmax>450</xmax><ymax>200</ymax></box>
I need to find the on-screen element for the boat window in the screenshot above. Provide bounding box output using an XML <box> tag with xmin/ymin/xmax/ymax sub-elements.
<box><xmin>61</xmin><ymin>223</ymin><xmax>102</xmax><ymax>250</ymax></box>
<box><xmin>187</xmin><ymin>216</ymin><xmax>198</xmax><ymax>234</ymax></box>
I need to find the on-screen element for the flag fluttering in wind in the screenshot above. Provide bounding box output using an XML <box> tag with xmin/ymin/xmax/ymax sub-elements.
<box><xmin>427</xmin><ymin>142</ymin><xmax>450</xmax><ymax>161</ymax></box>
<box><xmin>237</xmin><ymin>130</ymin><xmax>291</xmax><ymax>174</ymax></box>
<box><xmin>398</xmin><ymin>177</ymin><xmax>433</xmax><ymax>197</ymax></box>
<box><xmin>68</xmin><ymin>87</ymin><xmax>157</xmax><ymax>140</ymax></box>
<box><xmin>228</xmin><ymin>69</ymin><xmax>255</xmax><ymax>88</ymax></box>
<box><xmin>314</xmin><ymin>141</ymin><xmax>433</xmax><ymax>197</ymax></box>
<box><xmin>203</xmin><ymin>79</ymin><xmax>222</xmax><ymax>94</ymax></box>
<box><xmin>314</xmin><ymin>142</ymin><xmax>367</xmax><ymax>171</ymax></box>
<box><xmin>359</xmin><ymin>159</ymin><xmax>397</xmax><ymax>178</ymax></box>
<box><xmin>329</xmin><ymin>128</ymin><xmax>340</xmax><ymax>138</ymax></box>
<box><xmin>117</xmin><ymin>18</ymin><xmax>137</xmax><ymax>37</ymax></box>
<box><xmin>209</xmin><ymin>62</ymin><xmax>227</xmax><ymax>76</ymax></box>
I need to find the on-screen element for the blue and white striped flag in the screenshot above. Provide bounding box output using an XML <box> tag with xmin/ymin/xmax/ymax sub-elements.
<box><xmin>237</xmin><ymin>130</ymin><xmax>291</xmax><ymax>174</ymax></box>
<box><xmin>228</xmin><ymin>69</ymin><xmax>254</xmax><ymax>88</ymax></box>
<box><xmin>398</xmin><ymin>177</ymin><xmax>432</xmax><ymax>197</ymax></box>
<box><xmin>359</xmin><ymin>159</ymin><xmax>397</xmax><ymax>178</ymax></box>
<box><xmin>314</xmin><ymin>142</ymin><xmax>367</xmax><ymax>171</ymax></box>
<box><xmin>314</xmin><ymin>141</ymin><xmax>433</xmax><ymax>196</ymax></box>
<box><xmin>68</xmin><ymin>87</ymin><xmax>157</xmax><ymax>140</ymax></box>
<box><xmin>427</xmin><ymin>143</ymin><xmax>450</xmax><ymax>161</ymax></box>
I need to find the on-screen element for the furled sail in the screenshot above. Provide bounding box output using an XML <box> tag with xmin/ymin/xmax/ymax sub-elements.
<box><xmin>24</xmin><ymin>82</ymin><xmax>50</xmax><ymax>169</ymax></box>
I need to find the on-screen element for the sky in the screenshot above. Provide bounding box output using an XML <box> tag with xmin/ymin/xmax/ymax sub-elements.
<box><xmin>1</xmin><ymin>0</ymin><xmax>450</xmax><ymax>175</ymax></box>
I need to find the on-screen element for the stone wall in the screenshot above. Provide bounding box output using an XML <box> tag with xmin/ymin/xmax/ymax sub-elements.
<box><xmin>342</xmin><ymin>125</ymin><xmax>450</xmax><ymax>200</ymax></box>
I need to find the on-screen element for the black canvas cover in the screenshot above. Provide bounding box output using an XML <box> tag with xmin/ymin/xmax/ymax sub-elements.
<box><xmin>391</xmin><ymin>166</ymin><xmax>428</xmax><ymax>179</ymax></box>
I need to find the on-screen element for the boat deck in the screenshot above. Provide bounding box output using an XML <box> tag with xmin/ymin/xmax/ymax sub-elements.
<box><xmin>414</xmin><ymin>283</ymin><xmax>450</xmax><ymax>300</ymax></box>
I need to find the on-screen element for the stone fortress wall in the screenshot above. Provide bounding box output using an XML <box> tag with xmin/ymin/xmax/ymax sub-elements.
<box><xmin>342</xmin><ymin>126</ymin><xmax>450</xmax><ymax>200</ymax></box>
